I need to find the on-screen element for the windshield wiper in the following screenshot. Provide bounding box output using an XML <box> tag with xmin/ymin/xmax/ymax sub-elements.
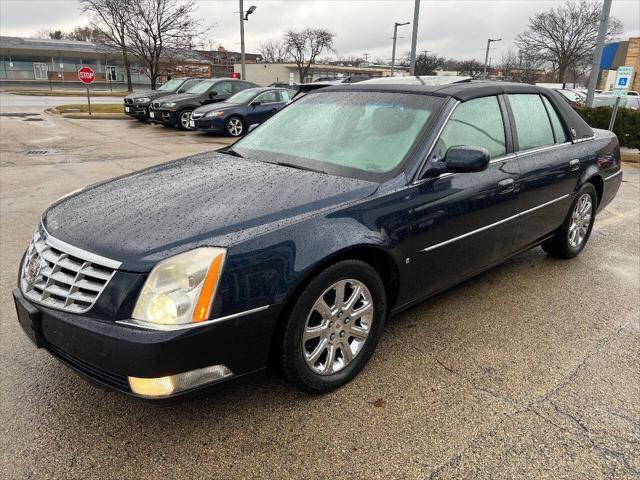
<box><xmin>275</xmin><ymin>161</ymin><xmax>328</xmax><ymax>175</ymax></box>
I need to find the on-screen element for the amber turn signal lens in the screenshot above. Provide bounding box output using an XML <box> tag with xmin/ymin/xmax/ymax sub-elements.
<box><xmin>192</xmin><ymin>253</ymin><xmax>225</xmax><ymax>322</ymax></box>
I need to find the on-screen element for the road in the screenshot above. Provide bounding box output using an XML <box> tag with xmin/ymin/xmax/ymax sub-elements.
<box><xmin>0</xmin><ymin>93</ymin><xmax>638</xmax><ymax>480</ymax></box>
<box><xmin>0</xmin><ymin>92</ymin><xmax>123</xmax><ymax>110</ymax></box>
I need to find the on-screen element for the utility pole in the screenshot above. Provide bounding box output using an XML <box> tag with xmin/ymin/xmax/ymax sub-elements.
<box><xmin>391</xmin><ymin>21</ymin><xmax>410</xmax><ymax>76</ymax></box>
<box><xmin>586</xmin><ymin>0</ymin><xmax>612</xmax><ymax>108</ymax></box>
<box><xmin>409</xmin><ymin>0</ymin><xmax>420</xmax><ymax>76</ymax></box>
<box><xmin>483</xmin><ymin>38</ymin><xmax>501</xmax><ymax>78</ymax></box>
<box><xmin>239</xmin><ymin>0</ymin><xmax>246</xmax><ymax>80</ymax></box>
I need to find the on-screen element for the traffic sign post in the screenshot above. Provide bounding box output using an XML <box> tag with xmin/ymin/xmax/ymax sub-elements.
<box><xmin>78</xmin><ymin>67</ymin><xmax>95</xmax><ymax>115</ymax></box>
<box><xmin>609</xmin><ymin>66</ymin><xmax>635</xmax><ymax>131</ymax></box>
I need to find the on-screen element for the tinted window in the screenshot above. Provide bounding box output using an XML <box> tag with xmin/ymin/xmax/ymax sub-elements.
<box><xmin>436</xmin><ymin>96</ymin><xmax>506</xmax><ymax>159</ymax></box>
<box><xmin>542</xmin><ymin>96</ymin><xmax>568</xmax><ymax>143</ymax></box>
<box><xmin>254</xmin><ymin>91</ymin><xmax>279</xmax><ymax>104</ymax></box>
<box><xmin>509</xmin><ymin>94</ymin><xmax>554</xmax><ymax>150</ymax></box>
<box><xmin>180</xmin><ymin>79</ymin><xmax>200</xmax><ymax>91</ymax></box>
<box><xmin>212</xmin><ymin>81</ymin><xmax>233</xmax><ymax>95</ymax></box>
<box><xmin>233</xmin><ymin>92</ymin><xmax>444</xmax><ymax>181</ymax></box>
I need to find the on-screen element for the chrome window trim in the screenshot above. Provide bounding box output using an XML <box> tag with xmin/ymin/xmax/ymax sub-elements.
<box><xmin>515</xmin><ymin>141</ymin><xmax>572</xmax><ymax>157</ymax></box>
<box><xmin>573</xmin><ymin>135</ymin><xmax>596</xmax><ymax>144</ymax></box>
<box><xmin>605</xmin><ymin>170</ymin><xmax>622</xmax><ymax>181</ymax></box>
<box><xmin>40</xmin><ymin>220</ymin><xmax>122</xmax><ymax>269</ymax></box>
<box><xmin>420</xmin><ymin>194</ymin><xmax>571</xmax><ymax>253</ymax></box>
<box><xmin>116</xmin><ymin>305</ymin><xmax>270</xmax><ymax>331</ymax></box>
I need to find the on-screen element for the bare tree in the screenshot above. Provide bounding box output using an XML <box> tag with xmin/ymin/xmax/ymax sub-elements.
<box><xmin>515</xmin><ymin>0</ymin><xmax>622</xmax><ymax>83</ymax></box>
<box><xmin>457</xmin><ymin>59</ymin><xmax>484</xmax><ymax>78</ymax></box>
<box><xmin>80</xmin><ymin>0</ymin><xmax>135</xmax><ymax>91</ymax></box>
<box><xmin>124</xmin><ymin>0</ymin><xmax>204</xmax><ymax>89</ymax></box>
<box><xmin>414</xmin><ymin>53</ymin><xmax>445</xmax><ymax>75</ymax></box>
<box><xmin>442</xmin><ymin>58</ymin><xmax>461</xmax><ymax>71</ymax></box>
<box><xmin>36</xmin><ymin>29</ymin><xmax>64</xmax><ymax>40</ymax></box>
<box><xmin>283</xmin><ymin>28</ymin><xmax>335</xmax><ymax>82</ymax></box>
<box><xmin>500</xmin><ymin>47</ymin><xmax>518</xmax><ymax>80</ymax></box>
<box><xmin>259</xmin><ymin>39</ymin><xmax>290</xmax><ymax>63</ymax></box>
<box><xmin>65</xmin><ymin>25</ymin><xmax>107</xmax><ymax>42</ymax></box>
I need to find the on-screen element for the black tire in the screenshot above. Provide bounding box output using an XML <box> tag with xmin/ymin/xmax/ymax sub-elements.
<box><xmin>542</xmin><ymin>183</ymin><xmax>597</xmax><ymax>258</ymax></box>
<box><xmin>177</xmin><ymin>109</ymin><xmax>193</xmax><ymax>130</ymax></box>
<box><xmin>225</xmin><ymin>116</ymin><xmax>245</xmax><ymax>137</ymax></box>
<box><xmin>279</xmin><ymin>260</ymin><xmax>387</xmax><ymax>394</ymax></box>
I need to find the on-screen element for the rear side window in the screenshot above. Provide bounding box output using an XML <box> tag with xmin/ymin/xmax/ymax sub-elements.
<box><xmin>542</xmin><ymin>96</ymin><xmax>568</xmax><ymax>143</ymax></box>
<box><xmin>508</xmin><ymin>94</ymin><xmax>554</xmax><ymax>150</ymax></box>
<box><xmin>212</xmin><ymin>81</ymin><xmax>233</xmax><ymax>95</ymax></box>
<box><xmin>437</xmin><ymin>96</ymin><xmax>506</xmax><ymax>159</ymax></box>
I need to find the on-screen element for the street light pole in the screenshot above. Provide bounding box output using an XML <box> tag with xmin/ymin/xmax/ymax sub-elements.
<box><xmin>586</xmin><ymin>0</ymin><xmax>612</xmax><ymax>108</ymax></box>
<box><xmin>409</xmin><ymin>0</ymin><xmax>420</xmax><ymax>76</ymax></box>
<box><xmin>483</xmin><ymin>38</ymin><xmax>501</xmax><ymax>78</ymax></box>
<box><xmin>239</xmin><ymin>0</ymin><xmax>246</xmax><ymax>80</ymax></box>
<box><xmin>391</xmin><ymin>21</ymin><xmax>410</xmax><ymax>76</ymax></box>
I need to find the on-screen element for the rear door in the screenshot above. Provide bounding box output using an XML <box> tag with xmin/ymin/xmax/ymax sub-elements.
<box><xmin>507</xmin><ymin>93</ymin><xmax>580</xmax><ymax>249</ymax></box>
<box><xmin>402</xmin><ymin>95</ymin><xmax>520</xmax><ymax>303</ymax></box>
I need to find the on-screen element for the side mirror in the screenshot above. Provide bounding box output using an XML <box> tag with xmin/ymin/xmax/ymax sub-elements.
<box><xmin>422</xmin><ymin>146</ymin><xmax>490</xmax><ymax>178</ymax></box>
<box><xmin>444</xmin><ymin>146</ymin><xmax>490</xmax><ymax>173</ymax></box>
<box><xmin>177</xmin><ymin>88</ymin><xmax>185</xmax><ymax>93</ymax></box>
<box><xmin>251</xmin><ymin>101</ymin><xmax>261</xmax><ymax>108</ymax></box>
<box><xmin>209</xmin><ymin>91</ymin><xmax>218</xmax><ymax>99</ymax></box>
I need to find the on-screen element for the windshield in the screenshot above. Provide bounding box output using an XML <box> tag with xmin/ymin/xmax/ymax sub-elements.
<box><xmin>186</xmin><ymin>80</ymin><xmax>215</xmax><ymax>94</ymax></box>
<box><xmin>158</xmin><ymin>78</ymin><xmax>184</xmax><ymax>92</ymax></box>
<box><xmin>233</xmin><ymin>91</ymin><xmax>444</xmax><ymax>181</ymax></box>
<box><xmin>593</xmin><ymin>96</ymin><xmax>627</xmax><ymax>108</ymax></box>
<box><xmin>227</xmin><ymin>89</ymin><xmax>260</xmax><ymax>104</ymax></box>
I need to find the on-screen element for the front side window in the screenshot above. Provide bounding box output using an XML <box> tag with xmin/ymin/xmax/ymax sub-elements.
<box><xmin>542</xmin><ymin>96</ymin><xmax>568</xmax><ymax>143</ymax></box>
<box><xmin>212</xmin><ymin>81</ymin><xmax>233</xmax><ymax>95</ymax></box>
<box><xmin>435</xmin><ymin>96</ymin><xmax>506</xmax><ymax>160</ymax></box>
<box><xmin>254</xmin><ymin>91</ymin><xmax>279</xmax><ymax>104</ymax></box>
<box><xmin>233</xmin><ymin>91</ymin><xmax>444</xmax><ymax>181</ymax></box>
<box><xmin>508</xmin><ymin>94</ymin><xmax>554</xmax><ymax>150</ymax></box>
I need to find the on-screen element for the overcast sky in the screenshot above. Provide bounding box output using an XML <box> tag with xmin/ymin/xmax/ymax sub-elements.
<box><xmin>1</xmin><ymin>0</ymin><xmax>639</xmax><ymax>63</ymax></box>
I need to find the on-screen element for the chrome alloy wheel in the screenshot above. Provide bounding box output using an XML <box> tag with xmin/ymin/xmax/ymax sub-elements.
<box><xmin>302</xmin><ymin>279</ymin><xmax>373</xmax><ymax>375</ymax></box>
<box><xmin>227</xmin><ymin>118</ymin><xmax>243</xmax><ymax>136</ymax></box>
<box><xmin>569</xmin><ymin>193</ymin><xmax>593</xmax><ymax>248</ymax></box>
<box><xmin>180</xmin><ymin>110</ymin><xmax>193</xmax><ymax>129</ymax></box>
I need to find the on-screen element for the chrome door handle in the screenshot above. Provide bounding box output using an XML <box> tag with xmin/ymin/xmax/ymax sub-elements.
<box><xmin>498</xmin><ymin>178</ymin><xmax>515</xmax><ymax>193</ymax></box>
<box><xmin>569</xmin><ymin>159</ymin><xmax>580</xmax><ymax>171</ymax></box>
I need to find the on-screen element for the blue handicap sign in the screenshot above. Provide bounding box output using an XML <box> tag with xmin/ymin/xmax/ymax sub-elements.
<box><xmin>618</xmin><ymin>77</ymin><xmax>628</xmax><ymax>86</ymax></box>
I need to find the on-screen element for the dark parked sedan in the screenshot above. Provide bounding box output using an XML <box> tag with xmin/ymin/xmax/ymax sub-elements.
<box><xmin>149</xmin><ymin>78</ymin><xmax>258</xmax><ymax>129</ymax></box>
<box><xmin>13</xmin><ymin>80</ymin><xmax>622</xmax><ymax>400</ymax></box>
<box><xmin>190</xmin><ymin>87</ymin><xmax>295</xmax><ymax>136</ymax></box>
<box><xmin>123</xmin><ymin>77</ymin><xmax>202</xmax><ymax>120</ymax></box>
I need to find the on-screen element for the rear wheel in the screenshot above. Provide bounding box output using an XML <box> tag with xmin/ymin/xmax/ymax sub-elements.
<box><xmin>279</xmin><ymin>260</ymin><xmax>387</xmax><ymax>393</ymax></box>
<box><xmin>542</xmin><ymin>183</ymin><xmax>597</xmax><ymax>258</ymax></box>
<box><xmin>225</xmin><ymin>116</ymin><xmax>244</xmax><ymax>137</ymax></box>
<box><xmin>177</xmin><ymin>109</ymin><xmax>193</xmax><ymax>130</ymax></box>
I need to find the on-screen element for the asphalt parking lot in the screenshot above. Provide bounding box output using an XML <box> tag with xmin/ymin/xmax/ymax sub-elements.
<box><xmin>1</xmin><ymin>92</ymin><xmax>639</xmax><ymax>479</ymax></box>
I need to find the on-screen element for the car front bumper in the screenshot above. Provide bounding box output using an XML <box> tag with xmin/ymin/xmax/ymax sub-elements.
<box><xmin>123</xmin><ymin>103</ymin><xmax>150</xmax><ymax>119</ymax></box>
<box><xmin>149</xmin><ymin>108</ymin><xmax>177</xmax><ymax>126</ymax></box>
<box><xmin>193</xmin><ymin>116</ymin><xmax>225</xmax><ymax>133</ymax></box>
<box><xmin>13</xmin><ymin>288</ymin><xmax>279</xmax><ymax>400</ymax></box>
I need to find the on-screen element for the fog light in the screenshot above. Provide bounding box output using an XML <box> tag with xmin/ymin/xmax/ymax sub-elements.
<box><xmin>128</xmin><ymin>365</ymin><xmax>233</xmax><ymax>397</ymax></box>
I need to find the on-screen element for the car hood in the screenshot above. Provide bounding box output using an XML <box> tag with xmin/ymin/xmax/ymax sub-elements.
<box><xmin>155</xmin><ymin>92</ymin><xmax>197</xmax><ymax>104</ymax></box>
<box><xmin>42</xmin><ymin>152</ymin><xmax>378</xmax><ymax>272</ymax></box>
<box><xmin>193</xmin><ymin>102</ymin><xmax>239</xmax><ymax>114</ymax></box>
<box><xmin>126</xmin><ymin>90</ymin><xmax>171</xmax><ymax>100</ymax></box>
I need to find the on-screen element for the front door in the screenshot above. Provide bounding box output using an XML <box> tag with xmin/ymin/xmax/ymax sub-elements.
<box><xmin>33</xmin><ymin>63</ymin><xmax>49</xmax><ymax>80</ymax></box>
<box><xmin>400</xmin><ymin>95</ymin><xmax>520</xmax><ymax>304</ymax></box>
<box><xmin>246</xmin><ymin>90</ymin><xmax>284</xmax><ymax>125</ymax></box>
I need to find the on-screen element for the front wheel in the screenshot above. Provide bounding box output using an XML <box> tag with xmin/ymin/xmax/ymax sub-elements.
<box><xmin>542</xmin><ymin>183</ymin><xmax>597</xmax><ymax>258</ymax></box>
<box><xmin>177</xmin><ymin>109</ymin><xmax>193</xmax><ymax>130</ymax></box>
<box><xmin>225</xmin><ymin>116</ymin><xmax>244</xmax><ymax>137</ymax></box>
<box><xmin>279</xmin><ymin>260</ymin><xmax>387</xmax><ymax>393</ymax></box>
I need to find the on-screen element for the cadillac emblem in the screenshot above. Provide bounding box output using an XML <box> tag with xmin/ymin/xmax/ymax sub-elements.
<box><xmin>25</xmin><ymin>251</ymin><xmax>44</xmax><ymax>285</ymax></box>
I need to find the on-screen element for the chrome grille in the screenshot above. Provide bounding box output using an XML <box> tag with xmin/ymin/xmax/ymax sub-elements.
<box><xmin>20</xmin><ymin>228</ymin><xmax>118</xmax><ymax>314</ymax></box>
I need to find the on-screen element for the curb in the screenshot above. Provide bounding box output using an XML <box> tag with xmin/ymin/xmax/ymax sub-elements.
<box><xmin>44</xmin><ymin>108</ymin><xmax>129</xmax><ymax>120</ymax></box>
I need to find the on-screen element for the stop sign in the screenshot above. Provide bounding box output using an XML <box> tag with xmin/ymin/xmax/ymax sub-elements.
<box><xmin>78</xmin><ymin>67</ymin><xmax>95</xmax><ymax>84</ymax></box>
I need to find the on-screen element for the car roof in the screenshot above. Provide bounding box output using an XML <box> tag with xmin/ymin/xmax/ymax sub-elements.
<box><xmin>321</xmin><ymin>78</ymin><xmax>568</xmax><ymax>102</ymax></box>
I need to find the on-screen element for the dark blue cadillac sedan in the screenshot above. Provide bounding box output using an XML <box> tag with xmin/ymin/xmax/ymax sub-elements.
<box><xmin>13</xmin><ymin>79</ymin><xmax>622</xmax><ymax>399</ymax></box>
<box><xmin>190</xmin><ymin>87</ymin><xmax>295</xmax><ymax>136</ymax></box>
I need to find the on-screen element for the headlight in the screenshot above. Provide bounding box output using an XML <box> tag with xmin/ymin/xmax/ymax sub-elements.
<box><xmin>132</xmin><ymin>247</ymin><xmax>226</xmax><ymax>327</ymax></box>
<box><xmin>135</xmin><ymin>97</ymin><xmax>151</xmax><ymax>104</ymax></box>
<box><xmin>206</xmin><ymin>111</ymin><xmax>225</xmax><ymax>118</ymax></box>
<box><xmin>163</xmin><ymin>102</ymin><xmax>177</xmax><ymax>108</ymax></box>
